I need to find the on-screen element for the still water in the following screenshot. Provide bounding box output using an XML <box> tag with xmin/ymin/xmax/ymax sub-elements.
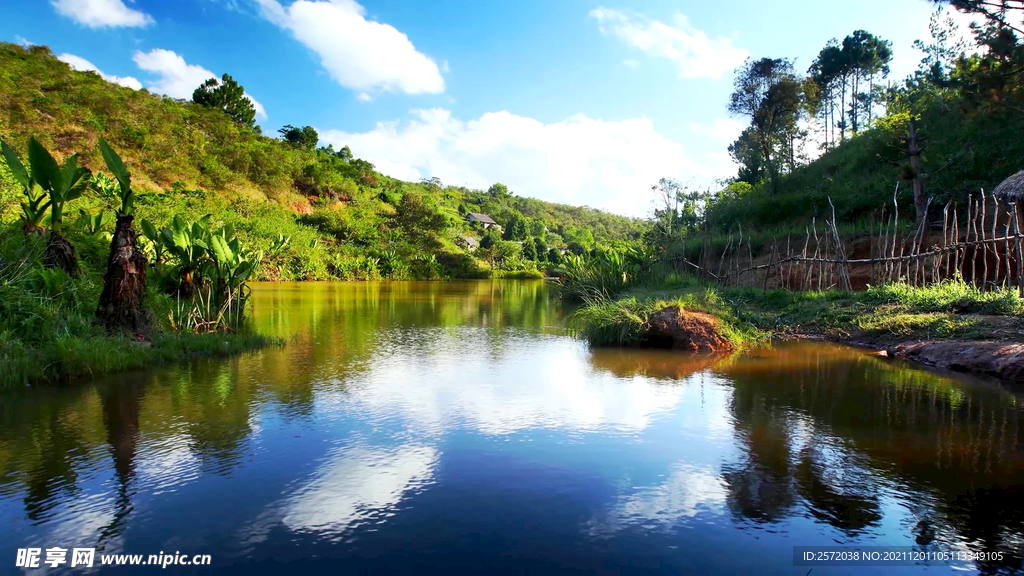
<box><xmin>2</xmin><ymin>281</ymin><xmax>1024</xmax><ymax>574</ymax></box>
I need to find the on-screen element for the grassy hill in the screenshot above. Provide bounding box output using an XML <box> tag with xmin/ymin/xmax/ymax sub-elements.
<box><xmin>704</xmin><ymin>102</ymin><xmax>1024</xmax><ymax>233</ymax></box>
<box><xmin>0</xmin><ymin>42</ymin><xmax>645</xmax><ymax>280</ymax></box>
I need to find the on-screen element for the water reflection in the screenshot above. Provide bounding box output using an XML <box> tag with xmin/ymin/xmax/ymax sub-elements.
<box><xmin>0</xmin><ymin>282</ymin><xmax>1023</xmax><ymax>573</ymax></box>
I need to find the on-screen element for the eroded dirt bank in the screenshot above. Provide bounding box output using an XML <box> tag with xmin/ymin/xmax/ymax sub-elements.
<box><xmin>870</xmin><ymin>339</ymin><xmax>1024</xmax><ymax>381</ymax></box>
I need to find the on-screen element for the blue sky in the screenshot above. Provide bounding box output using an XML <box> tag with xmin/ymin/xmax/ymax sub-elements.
<box><xmin>0</xmin><ymin>0</ymin><xmax>972</xmax><ymax>215</ymax></box>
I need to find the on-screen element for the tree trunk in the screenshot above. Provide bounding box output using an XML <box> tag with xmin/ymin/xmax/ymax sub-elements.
<box><xmin>839</xmin><ymin>76</ymin><xmax>847</xmax><ymax>140</ymax></box>
<box><xmin>43</xmin><ymin>232</ymin><xmax>80</xmax><ymax>277</ymax></box>
<box><xmin>908</xmin><ymin>116</ymin><xmax>927</xmax><ymax>222</ymax></box>
<box><xmin>96</xmin><ymin>214</ymin><xmax>149</xmax><ymax>333</ymax></box>
<box><xmin>851</xmin><ymin>74</ymin><xmax>859</xmax><ymax>135</ymax></box>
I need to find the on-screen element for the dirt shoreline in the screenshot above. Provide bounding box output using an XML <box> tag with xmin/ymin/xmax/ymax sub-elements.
<box><xmin>778</xmin><ymin>332</ymin><xmax>1024</xmax><ymax>382</ymax></box>
<box><xmin>853</xmin><ymin>337</ymin><xmax>1024</xmax><ymax>382</ymax></box>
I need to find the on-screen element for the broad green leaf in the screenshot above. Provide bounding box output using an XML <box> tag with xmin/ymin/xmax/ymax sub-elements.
<box><xmin>97</xmin><ymin>138</ymin><xmax>131</xmax><ymax>194</ymax></box>
<box><xmin>141</xmin><ymin>219</ymin><xmax>159</xmax><ymax>242</ymax></box>
<box><xmin>210</xmin><ymin>233</ymin><xmax>233</xmax><ymax>264</ymax></box>
<box><xmin>27</xmin><ymin>137</ymin><xmax>60</xmax><ymax>194</ymax></box>
<box><xmin>171</xmin><ymin>219</ymin><xmax>191</xmax><ymax>250</ymax></box>
<box><xmin>54</xmin><ymin>154</ymin><xmax>91</xmax><ymax>203</ymax></box>
<box><xmin>0</xmin><ymin>140</ymin><xmax>30</xmax><ymax>190</ymax></box>
<box><xmin>234</xmin><ymin>261</ymin><xmax>254</xmax><ymax>283</ymax></box>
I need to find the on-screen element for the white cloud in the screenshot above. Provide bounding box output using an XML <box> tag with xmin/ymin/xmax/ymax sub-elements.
<box><xmin>320</xmin><ymin>108</ymin><xmax>725</xmax><ymax>216</ymax></box>
<box><xmin>14</xmin><ymin>35</ymin><xmax>33</xmax><ymax>47</ymax></box>
<box><xmin>688</xmin><ymin>118</ymin><xmax>745</xmax><ymax>143</ymax></box>
<box><xmin>357</xmin><ymin>92</ymin><xmax>372</xmax><ymax>102</ymax></box>
<box><xmin>51</xmin><ymin>0</ymin><xmax>153</xmax><ymax>28</ymax></box>
<box><xmin>622</xmin><ymin>58</ymin><xmax>640</xmax><ymax>68</ymax></box>
<box><xmin>245</xmin><ymin>94</ymin><xmax>267</xmax><ymax>119</ymax></box>
<box><xmin>253</xmin><ymin>0</ymin><xmax>444</xmax><ymax>96</ymax></box>
<box><xmin>590</xmin><ymin>7</ymin><xmax>748</xmax><ymax>79</ymax></box>
<box><xmin>132</xmin><ymin>49</ymin><xmax>267</xmax><ymax>119</ymax></box>
<box><xmin>58</xmin><ymin>52</ymin><xmax>143</xmax><ymax>90</ymax></box>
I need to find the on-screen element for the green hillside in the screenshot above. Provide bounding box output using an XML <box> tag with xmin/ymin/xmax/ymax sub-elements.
<box><xmin>697</xmin><ymin>10</ymin><xmax>1024</xmax><ymax>235</ymax></box>
<box><xmin>0</xmin><ymin>42</ymin><xmax>645</xmax><ymax>280</ymax></box>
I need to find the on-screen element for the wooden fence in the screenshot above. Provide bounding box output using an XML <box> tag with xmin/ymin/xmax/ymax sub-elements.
<box><xmin>675</xmin><ymin>189</ymin><xmax>1024</xmax><ymax>296</ymax></box>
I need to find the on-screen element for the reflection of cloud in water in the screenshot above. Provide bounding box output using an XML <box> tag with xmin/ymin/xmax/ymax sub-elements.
<box><xmin>586</xmin><ymin>463</ymin><xmax>728</xmax><ymax>537</ymax></box>
<box><xmin>283</xmin><ymin>444</ymin><xmax>437</xmax><ymax>534</ymax></box>
<box><xmin>44</xmin><ymin>493</ymin><xmax>121</xmax><ymax>549</ymax></box>
<box><xmin>240</xmin><ymin>443</ymin><xmax>437</xmax><ymax>546</ymax></box>
<box><xmin>318</xmin><ymin>333</ymin><xmax>696</xmax><ymax>435</ymax></box>
<box><xmin>136</xmin><ymin>433</ymin><xmax>201</xmax><ymax>495</ymax></box>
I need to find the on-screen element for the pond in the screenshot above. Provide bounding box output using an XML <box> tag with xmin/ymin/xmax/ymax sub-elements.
<box><xmin>1</xmin><ymin>280</ymin><xmax>1023</xmax><ymax>574</ymax></box>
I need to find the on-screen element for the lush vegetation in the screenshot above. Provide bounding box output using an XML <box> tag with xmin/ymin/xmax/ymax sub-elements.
<box><xmin>0</xmin><ymin>135</ymin><xmax>278</xmax><ymax>386</ymax></box>
<box><xmin>648</xmin><ymin>2</ymin><xmax>1024</xmax><ymax>241</ymax></box>
<box><xmin>568</xmin><ymin>259</ymin><xmax>1024</xmax><ymax>348</ymax></box>
<box><xmin>0</xmin><ymin>42</ymin><xmax>645</xmax><ymax>283</ymax></box>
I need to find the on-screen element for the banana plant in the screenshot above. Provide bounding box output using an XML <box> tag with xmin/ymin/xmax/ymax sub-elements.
<box><xmin>269</xmin><ymin>233</ymin><xmax>291</xmax><ymax>254</ymax></box>
<box><xmin>160</xmin><ymin>215</ymin><xmax>212</xmax><ymax>292</ymax></box>
<box><xmin>27</xmin><ymin>137</ymin><xmax>91</xmax><ymax>234</ymax></box>
<box><xmin>210</xmin><ymin>228</ymin><xmax>256</xmax><ymax>292</ymax></box>
<box><xmin>1</xmin><ymin>139</ymin><xmax>50</xmax><ymax>232</ymax></box>
<box><xmin>97</xmin><ymin>138</ymin><xmax>134</xmax><ymax>216</ymax></box>
<box><xmin>76</xmin><ymin>208</ymin><xmax>106</xmax><ymax>236</ymax></box>
<box><xmin>139</xmin><ymin>218</ymin><xmax>167</xmax><ymax>266</ymax></box>
<box><xmin>19</xmin><ymin>186</ymin><xmax>51</xmax><ymax>232</ymax></box>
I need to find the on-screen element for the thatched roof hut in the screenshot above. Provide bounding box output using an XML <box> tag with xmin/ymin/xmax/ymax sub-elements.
<box><xmin>992</xmin><ymin>170</ymin><xmax>1024</xmax><ymax>204</ymax></box>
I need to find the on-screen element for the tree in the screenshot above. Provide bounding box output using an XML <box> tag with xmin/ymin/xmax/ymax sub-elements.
<box><xmin>913</xmin><ymin>8</ymin><xmax>971</xmax><ymax>85</ymax></box>
<box><xmin>192</xmin><ymin>74</ymin><xmax>256</xmax><ymax>127</ymax></box>
<box><xmin>809</xmin><ymin>32</ymin><xmax>892</xmax><ymax>146</ymax></box>
<box><xmin>533</xmin><ymin>237</ymin><xmax>548</xmax><ymax>261</ymax></box>
<box><xmin>728</xmin><ymin>128</ymin><xmax>765</xmax><ymax>184</ymax></box>
<box><xmin>278</xmin><ymin>125</ymin><xmax>319</xmax><ymax>149</ymax></box>
<box><xmin>96</xmin><ymin>138</ymin><xmax>149</xmax><ymax>332</ymax></box>
<box><xmin>932</xmin><ymin>0</ymin><xmax>1024</xmax><ymax>35</ymax></box>
<box><xmin>522</xmin><ymin>237</ymin><xmax>537</xmax><ymax>260</ymax></box>
<box><xmin>547</xmin><ymin>247</ymin><xmax>563</xmax><ymax>264</ymax></box>
<box><xmin>480</xmin><ymin>230</ymin><xmax>501</xmax><ymax>249</ymax></box>
<box><xmin>809</xmin><ymin>41</ymin><xmax>847</xmax><ymax>148</ymax></box>
<box><xmin>338</xmin><ymin>145</ymin><xmax>353</xmax><ymax>162</ymax></box>
<box><xmin>488</xmin><ymin>182</ymin><xmax>510</xmax><ymax>198</ymax></box>
<box><xmin>566</xmin><ymin>241</ymin><xmax>587</xmax><ymax>255</ymax></box>
<box><xmin>396</xmin><ymin>192</ymin><xmax>446</xmax><ymax>248</ymax></box>
<box><xmin>842</xmin><ymin>30</ymin><xmax>893</xmax><ymax>132</ymax></box>
<box><xmin>728</xmin><ymin>58</ymin><xmax>803</xmax><ymax>193</ymax></box>
<box><xmin>527</xmin><ymin>218</ymin><xmax>546</xmax><ymax>238</ymax></box>
<box><xmin>502</xmin><ymin>211</ymin><xmax>528</xmax><ymax>241</ymax></box>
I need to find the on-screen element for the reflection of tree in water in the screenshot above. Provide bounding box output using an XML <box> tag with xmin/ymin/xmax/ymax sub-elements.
<box><xmin>19</xmin><ymin>411</ymin><xmax>94</xmax><ymax>522</ymax></box>
<box><xmin>718</xmin><ymin>343</ymin><xmax>1024</xmax><ymax>572</ymax></box>
<box><xmin>95</xmin><ymin>378</ymin><xmax>146</xmax><ymax>546</ymax></box>
<box><xmin>241</xmin><ymin>280</ymin><xmax>563</xmax><ymax>399</ymax></box>
<box><xmin>721</xmin><ymin>391</ymin><xmax>798</xmax><ymax>523</ymax></box>
<box><xmin>0</xmin><ymin>385</ymin><xmax>100</xmax><ymax>523</ymax></box>
<box><xmin>176</xmin><ymin>361</ymin><xmax>253</xmax><ymax>475</ymax></box>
